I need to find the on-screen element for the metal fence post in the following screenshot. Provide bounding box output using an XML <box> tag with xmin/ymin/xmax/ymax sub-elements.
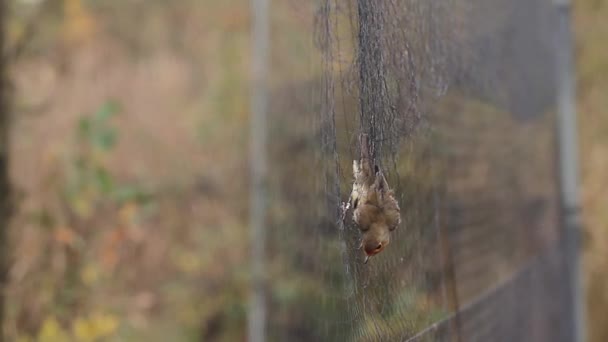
<box><xmin>248</xmin><ymin>0</ymin><xmax>269</xmax><ymax>340</ymax></box>
<box><xmin>553</xmin><ymin>0</ymin><xmax>586</xmax><ymax>341</ymax></box>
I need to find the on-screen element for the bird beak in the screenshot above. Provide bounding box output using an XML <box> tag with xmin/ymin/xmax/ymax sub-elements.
<box><xmin>364</xmin><ymin>255</ymin><xmax>370</xmax><ymax>264</ymax></box>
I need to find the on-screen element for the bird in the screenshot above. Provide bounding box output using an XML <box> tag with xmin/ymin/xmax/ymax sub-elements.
<box><xmin>348</xmin><ymin>133</ymin><xmax>401</xmax><ymax>263</ymax></box>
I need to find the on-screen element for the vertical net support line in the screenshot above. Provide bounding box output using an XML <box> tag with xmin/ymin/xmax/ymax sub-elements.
<box><xmin>356</xmin><ymin>0</ymin><xmax>387</xmax><ymax>166</ymax></box>
<box><xmin>318</xmin><ymin>0</ymin><xmax>340</xmax><ymax>234</ymax></box>
<box><xmin>317</xmin><ymin>0</ymin><xmax>357</xmax><ymax>323</ymax></box>
<box><xmin>248</xmin><ymin>0</ymin><xmax>269</xmax><ymax>340</ymax></box>
<box><xmin>553</xmin><ymin>0</ymin><xmax>586</xmax><ymax>341</ymax></box>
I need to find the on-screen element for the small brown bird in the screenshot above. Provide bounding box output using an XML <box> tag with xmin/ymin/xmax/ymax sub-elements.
<box><xmin>349</xmin><ymin>134</ymin><xmax>401</xmax><ymax>263</ymax></box>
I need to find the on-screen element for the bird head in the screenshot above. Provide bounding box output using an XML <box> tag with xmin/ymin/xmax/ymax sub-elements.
<box><xmin>361</xmin><ymin>223</ymin><xmax>390</xmax><ymax>263</ymax></box>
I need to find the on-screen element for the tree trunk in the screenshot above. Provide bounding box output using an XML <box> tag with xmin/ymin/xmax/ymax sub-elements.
<box><xmin>0</xmin><ymin>0</ymin><xmax>11</xmax><ymax>340</ymax></box>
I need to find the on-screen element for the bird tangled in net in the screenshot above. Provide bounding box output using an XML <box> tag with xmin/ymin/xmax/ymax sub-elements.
<box><xmin>345</xmin><ymin>133</ymin><xmax>401</xmax><ymax>263</ymax></box>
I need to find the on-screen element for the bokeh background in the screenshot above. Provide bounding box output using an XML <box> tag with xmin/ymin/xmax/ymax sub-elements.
<box><xmin>1</xmin><ymin>0</ymin><xmax>605</xmax><ymax>341</ymax></box>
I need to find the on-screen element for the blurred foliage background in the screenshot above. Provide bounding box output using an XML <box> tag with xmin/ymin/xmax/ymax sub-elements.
<box><xmin>7</xmin><ymin>0</ymin><xmax>254</xmax><ymax>340</ymax></box>
<box><xmin>0</xmin><ymin>0</ymin><xmax>605</xmax><ymax>341</ymax></box>
<box><xmin>575</xmin><ymin>0</ymin><xmax>608</xmax><ymax>341</ymax></box>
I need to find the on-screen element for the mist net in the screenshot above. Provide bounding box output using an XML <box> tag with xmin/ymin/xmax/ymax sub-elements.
<box><xmin>266</xmin><ymin>0</ymin><xmax>572</xmax><ymax>341</ymax></box>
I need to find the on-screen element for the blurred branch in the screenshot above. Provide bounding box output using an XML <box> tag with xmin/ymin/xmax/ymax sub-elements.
<box><xmin>5</xmin><ymin>0</ymin><xmax>56</xmax><ymax>63</ymax></box>
<box><xmin>0</xmin><ymin>0</ymin><xmax>11</xmax><ymax>340</ymax></box>
<box><xmin>6</xmin><ymin>0</ymin><xmax>64</xmax><ymax>120</ymax></box>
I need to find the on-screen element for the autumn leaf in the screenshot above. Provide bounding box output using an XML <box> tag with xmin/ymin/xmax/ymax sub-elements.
<box><xmin>62</xmin><ymin>0</ymin><xmax>96</xmax><ymax>45</ymax></box>
<box><xmin>38</xmin><ymin>317</ymin><xmax>69</xmax><ymax>342</ymax></box>
<box><xmin>53</xmin><ymin>226</ymin><xmax>77</xmax><ymax>246</ymax></box>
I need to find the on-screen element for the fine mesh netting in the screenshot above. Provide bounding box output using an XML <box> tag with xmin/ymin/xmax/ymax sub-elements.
<box><xmin>266</xmin><ymin>0</ymin><xmax>572</xmax><ymax>341</ymax></box>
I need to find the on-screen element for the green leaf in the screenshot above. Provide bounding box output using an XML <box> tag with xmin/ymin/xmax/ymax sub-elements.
<box><xmin>95</xmin><ymin>101</ymin><xmax>120</xmax><ymax>122</ymax></box>
<box><xmin>94</xmin><ymin>129</ymin><xmax>118</xmax><ymax>151</ymax></box>
<box><xmin>94</xmin><ymin>167</ymin><xmax>114</xmax><ymax>194</ymax></box>
<box><xmin>77</xmin><ymin>116</ymin><xmax>91</xmax><ymax>139</ymax></box>
<box><xmin>112</xmin><ymin>185</ymin><xmax>151</xmax><ymax>204</ymax></box>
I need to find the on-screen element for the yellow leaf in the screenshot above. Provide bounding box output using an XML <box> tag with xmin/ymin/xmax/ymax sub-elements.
<box><xmin>173</xmin><ymin>251</ymin><xmax>202</xmax><ymax>275</ymax></box>
<box><xmin>72</xmin><ymin>317</ymin><xmax>93</xmax><ymax>342</ymax></box>
<box><xmin>80</xmin><ymin>264</ymin><xmax>99</xmax><ymax>286</ymax></box>
<box><xmin>90</xmin><ymin>312</ymin><xmax>119</xmax><ymax>337</ymax></box>
<box><xmin>72</xmin><ymin>312</ymin><xmax>118</xmax><ymax>341</ymax></box>
<box><xmin>72</xmin><ymin>195</ymin><xmax>92</xmax><ymax>219</ymax></box>
<box><xmin>38</xmin><ymin>317</ymin><xmax>69</xmax><ymax>342</ymax></box>
<box><xmin>119</xmin><ymin>202</ymin><xmax>138</xmax><ymax>225</ymax></box>
<box><xmin>62</xmin><ymin>0</ymin><xmax>96</xmax><ymax>45</ymax></box>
